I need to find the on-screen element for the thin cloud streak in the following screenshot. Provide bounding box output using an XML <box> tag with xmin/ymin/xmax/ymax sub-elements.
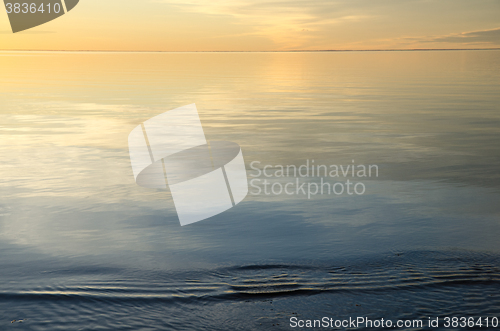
<box><xmin>2</xmin><ymin>0</ymin><xmax>500</xmax><ymax>51</ymax></box>
<box><xmin>152</xmin><ymin>0</ymin><xmax>500</xmax><ymax>50</ymax></box>
<box><xmin>425</xmin><ymin>28</ymin><xmax>500</xmax><ymax>45</ymax></box>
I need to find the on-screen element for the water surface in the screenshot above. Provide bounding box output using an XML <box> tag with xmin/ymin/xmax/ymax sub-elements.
<box><xmin>1</xmin><ymin>50</ymin><xmax>499</xmax><ymax>330</ymax></box>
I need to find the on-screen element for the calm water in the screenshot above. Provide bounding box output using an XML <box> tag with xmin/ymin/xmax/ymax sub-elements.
<box><xmin>0</xmin><ymin>51</ymin><xmax>500</xmax><ymax>330</ymax></box>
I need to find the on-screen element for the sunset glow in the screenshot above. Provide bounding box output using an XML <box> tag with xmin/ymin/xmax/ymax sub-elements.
<box><xmin>1</xmin><ymin>0</ymin><xmax>500</xmax><ymax>51</ymax></box>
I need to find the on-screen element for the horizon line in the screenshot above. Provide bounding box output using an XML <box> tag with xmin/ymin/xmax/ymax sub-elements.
<box><xmin>1</xmin><ymin>48</ymin><xmax>500</xmax><ymax>53</ymax></box>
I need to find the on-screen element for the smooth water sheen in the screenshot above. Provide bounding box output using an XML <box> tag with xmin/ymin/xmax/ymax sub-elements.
<box><xmin>0</xmin><ymin>51</ymin><xmax>499</xmax><ymax>330</ymax></box>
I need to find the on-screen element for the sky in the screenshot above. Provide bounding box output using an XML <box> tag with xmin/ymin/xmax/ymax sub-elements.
<box><xmin>1</xmin><ymin>0</ymin><xmax>500</xmax><ymax>51</ymax></box>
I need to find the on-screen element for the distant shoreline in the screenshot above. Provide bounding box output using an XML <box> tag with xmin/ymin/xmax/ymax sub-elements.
<box><xmin>1</xmin><ymin>48</ymin><xmax>500</xmax><ymax>53</ymax></box>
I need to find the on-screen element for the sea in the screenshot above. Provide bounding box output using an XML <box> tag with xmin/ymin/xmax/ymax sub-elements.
<box><xmin>0</xmin><ymin>50</ymin><xmax>499</xmax><ymax>330</ymax></box>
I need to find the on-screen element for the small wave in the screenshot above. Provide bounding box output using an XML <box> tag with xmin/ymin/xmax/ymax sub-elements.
<box><xmin>2</xmin><ymin>250</ymin><xmax>499</xmax><ymax>304</ymax></box>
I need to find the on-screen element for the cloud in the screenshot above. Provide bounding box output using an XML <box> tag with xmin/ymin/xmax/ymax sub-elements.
<box><xmin>149</xmin><ymin>0</ymin><xmax>500</xmax><ymax>50</ymax></box>
<box><xmin>151</xmin><ymin>0</ymin><xmax>378</xmax><ymax>48</ymax></box>
<box><xmin>425</xmin><ymin>28</ymin><xmax>500</xmax><ymax>45</ymax></box>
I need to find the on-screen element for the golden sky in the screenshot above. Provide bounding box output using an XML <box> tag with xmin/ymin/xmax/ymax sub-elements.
<box><xmin>1</xmin><ymin>0</ymin><xmax>500</xmax><ymax>51</ymax></box>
